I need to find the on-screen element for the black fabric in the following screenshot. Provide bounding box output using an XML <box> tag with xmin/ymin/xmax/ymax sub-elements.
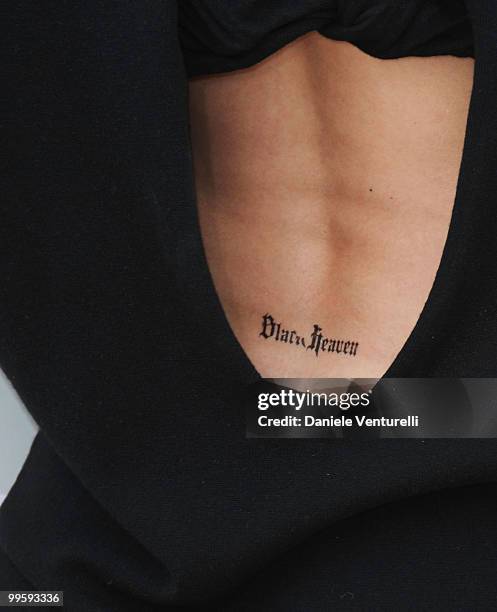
<box><xmin>0</xmin><ymin>549</ymin><xmax>32</xmax><ymax>590</ymax></box>
<box><xmin>2</xmin><ymin>0</ymin><xmax>497</xmax><ymax>610</ymax></box>
<box><xmin>180</xmin><ymin>0</ymin><xmax>474</xmax><ymax>76</ymax></box>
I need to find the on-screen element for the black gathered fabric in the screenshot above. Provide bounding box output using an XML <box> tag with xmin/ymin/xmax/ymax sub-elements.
<box><xmin>180</xmin><ymin>0</ymin><xmax>474</xmax><ymax>75</ymax></box>
<box><xmin>2</xmin><ymin>1</ymin><xmax>497</xmax><ymax>610</ymax></box>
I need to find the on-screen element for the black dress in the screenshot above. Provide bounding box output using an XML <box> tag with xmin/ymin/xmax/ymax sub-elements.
<box><xmin>2</xmin><ymin>1</ymin><xmax>497</xmax><ymax>610</ymax></box>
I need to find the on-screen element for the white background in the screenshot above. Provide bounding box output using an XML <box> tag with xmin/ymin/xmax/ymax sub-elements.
<box><xmin>0</xmin><ymin>370</ymin><xmax>38</xmax><ymax>506</ymax></box>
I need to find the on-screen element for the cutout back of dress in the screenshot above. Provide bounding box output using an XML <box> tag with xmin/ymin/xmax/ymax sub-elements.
<box><xmin>189</xmin><ymin>34</ymin><xmax>474</xmax><ymax>379</ymax></box>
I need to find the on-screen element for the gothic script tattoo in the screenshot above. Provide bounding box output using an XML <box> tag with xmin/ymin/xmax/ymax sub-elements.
<box><xmin>259</xmin><ymin>313</ymin><xmax>359</xmax><ymax>358</ymax></box>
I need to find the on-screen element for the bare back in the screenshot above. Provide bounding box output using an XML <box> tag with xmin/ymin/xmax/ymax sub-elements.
<box><xmin>189</xmin><ymin>33</ymin><xmax>474</xmax><ymax>379</ymax></box>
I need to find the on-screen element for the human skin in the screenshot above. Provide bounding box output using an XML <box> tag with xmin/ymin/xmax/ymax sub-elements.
<box><xmin>189</xmin><ymin>33</ymin><xmax>474</xmax><ymax>379</ymax></box>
